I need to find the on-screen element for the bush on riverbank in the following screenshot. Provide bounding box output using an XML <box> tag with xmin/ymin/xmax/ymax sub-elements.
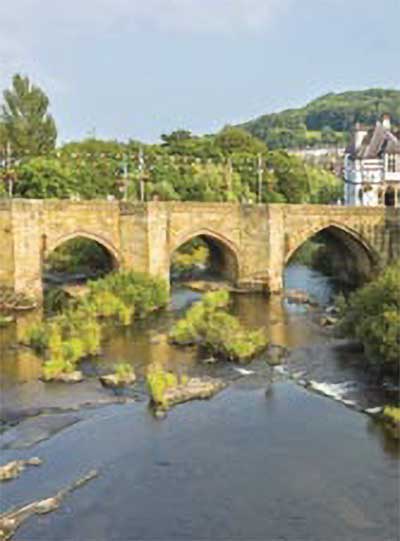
<box><xmin>170</xmin><ymin>290</ymin><xmax>267</xmax><ymax>362</ymax></box>
<box><xmin>338</xmin><ymin>261</ymin><xmax>400</xmax><ymax>370</ymax></box>
<box><xmin>25</xmin><ymin>271</ymin><xmax>169</xmax><ymax>379</ymax></box>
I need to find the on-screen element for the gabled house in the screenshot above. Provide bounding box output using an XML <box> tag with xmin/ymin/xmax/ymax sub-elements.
<box><xmin>344</xmin><ymin>115</ymin><xmax>400</xmax><ymax>206</ymax></box>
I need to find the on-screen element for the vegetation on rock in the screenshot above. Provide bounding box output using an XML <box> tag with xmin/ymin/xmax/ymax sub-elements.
<box><xmin>146</xmin><ymin>364</ymin><xmax>224</xmax><ymax>411</ymax></box>
<box><xmin>100</xmin><ymin>362</ymin><xmax>136</xmax><ymax>388</ymax></box>
<box><xmin>24</xmin><ymin>271</ymin><xmax>168</xmax><ymax>380</ymax></box>
<box><xmin>170</xmin><ymin>290</ymin><xmax>267</xmax><ymax>362</ymax></box>
<box><xmin>146</xmin><ymin>366</ymin><xmax>180</xmax><ymax>409</ymax></box>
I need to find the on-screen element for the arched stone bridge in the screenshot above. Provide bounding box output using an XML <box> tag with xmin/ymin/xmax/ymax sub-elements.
<box><xmin>0</xmin><ymin>199</ymin><xmax>399</xmax><ymax>301</ymax></box>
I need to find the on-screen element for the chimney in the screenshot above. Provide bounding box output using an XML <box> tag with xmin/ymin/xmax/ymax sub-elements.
<box><xmin>354</xmin><ymin>122</ymin><xmax>368</xmax><ymax>149</ymax></box>
<box><xmin>382</xmin><ymin>114</ymin><xmax>391</xmax><ymax>130</ymax></box>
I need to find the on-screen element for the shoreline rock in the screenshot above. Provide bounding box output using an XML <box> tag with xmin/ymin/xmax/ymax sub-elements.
<box><xmin>0</xmin><ymin>457</ymin><xmax>42</xmax><ymax>482</ymax></box>
<box><xmin>100</xmin><ymin>372</ymin><xmax>136</xmax><ymax>388</ymax></box>
<box><xmin>42</xmin><ymin>371</ymin><xmax>83</xmax><ymax>384</ymax></box>
<box><xmin>0</xmin><ymin>469</ymin><xmax>98</xmax><ymax>541</ymax></box>
<box><xmin>152</xmin><ymin>376</ymin><xmax>226</xmax><ymax>413</ymax></box>
<box><xmin>285</xmin><ymin>289</ymin><xmax>317</xmax><ymax>306</ymax></box>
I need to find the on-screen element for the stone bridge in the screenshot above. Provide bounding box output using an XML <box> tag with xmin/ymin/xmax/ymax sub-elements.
<box><xmin>0</xmin><ymin>200</ymin><xmax>399</xmax><ymax>302</ymax></box>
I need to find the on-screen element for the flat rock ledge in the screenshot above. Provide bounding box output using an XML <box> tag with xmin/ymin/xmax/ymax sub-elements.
<box><xmin>0</xmin><ymin>458</ymin><xmax>42</xmax><ymax>482</ymax></box>
<box><xmin>100</xmin><ymin>373</ymin><xmax>137</xmax><ymax>388</ymax></box>
<box><xmin>285</xmin><ymin>289</ymin><xmax>317</xmax><ymax>306</ymax></box>
<box><xmin>0</xmin><ymin>469</ymin><xmax>97</xmax><ymax>541</ymax></box>
<box><xmin>42</xmin><ymin>371</ymin><xmax>83</xmax><ymax>384</ymax></box>
<box><xmin>182</xmin><ymin>280</ymin><xmax>249</xmax><ymax>294</ymax></box>
<box><xmin>154</xmin><ymin>377</ymin><xmax>226</xmax><ymax>414</ymax></box>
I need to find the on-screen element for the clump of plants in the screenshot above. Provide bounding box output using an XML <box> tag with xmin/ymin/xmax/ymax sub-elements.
<box><xmin>169</xmin><ymin>290</ymin><xmax>267</xmax><ymax>363</ymax></box>
<box><xmin>146</xmin><ymin>365</ymin><xmax>180</xmax><ymax>409</ymax></box>
<box><xmin>380</xmin><ymin>406</ymin><xmax>400</xmax><ymax>440</ymax></box>
<box><xmin>338</xmin><ymin>260</ymin><xmax>400</xmax><ymax>372</ymax></box>
<box><xmin>114</xmin><ymin>362</ymin><xmax>135</xmax><ymax>382</ymax></box>
<box><xmin>100</xmin><ymin>362</ymin><xmax>136</xmax><ymax>388</ymax></box>
<box><xmin>24</xmin><ymin>271</ymin><xmax>169</xmax><ymax>380</ymax></box>
<box><xmin>25</xmin><ymin>306</ymin><xmax>102</xmax><ymax>380</ymax></box>
<box><xmin>87</xmin><ymin>271</ymin><xmax>168</xmax><ymax>319</ymax></box>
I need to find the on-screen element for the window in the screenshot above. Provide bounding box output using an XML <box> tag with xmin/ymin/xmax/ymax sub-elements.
<box><xmin>388</xmin><ymin>154</ymin><xmax>396</xmax><ymax>172</ymax></box>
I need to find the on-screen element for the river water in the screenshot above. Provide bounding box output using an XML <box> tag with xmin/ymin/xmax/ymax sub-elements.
<box><xmin>0</xmin><ymin>264</ymin><xmax>399</xmax><ymax>541</ymax></box>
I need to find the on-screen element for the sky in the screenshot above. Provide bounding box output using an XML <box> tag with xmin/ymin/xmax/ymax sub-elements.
<box><xmin>0</xmin><ymin>0</ymin><xmax>399</xmax><ymax>143</ymax></box>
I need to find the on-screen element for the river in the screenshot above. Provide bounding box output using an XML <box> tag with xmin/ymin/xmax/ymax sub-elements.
<box><xmin>0</xmin><ymin>264</ymin><xmax>399</xmax><ymax>541</ymax></box>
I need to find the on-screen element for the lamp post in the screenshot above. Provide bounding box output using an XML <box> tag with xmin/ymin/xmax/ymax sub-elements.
<box><xmin>138</xmin><ymin>147</ymin><xmax>145</xmax><ymax>202</ymax></box>
<box><xmin>257</xmin><ymin>153</ymin><xmax>263</xmax><ymax>204</ymax></box>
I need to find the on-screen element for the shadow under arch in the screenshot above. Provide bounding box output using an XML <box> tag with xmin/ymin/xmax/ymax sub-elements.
<box><xmin>43</xmin><ymin>231</ymin><xmax>120</xmax><ymax>284</ymax></box>
<box><xmin>46</xmin><ymin>231</ymin><xmax>121</xmax><ymax>269</ymax></box>
<box><xmin>170</xmin><ymin>228</ymin><xmax>240</xmax><ymax>284</ymax></box>
<box><xmin>285</xmin><ymin>222</ymin><xmax>379</xmax><ymax>286</ymax></box>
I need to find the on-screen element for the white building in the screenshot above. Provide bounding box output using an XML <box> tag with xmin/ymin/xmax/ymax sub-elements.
<box><xmin>344</xmin><ymin>115</ymin><xmax>400</xmax><ymax>207</ymax></box>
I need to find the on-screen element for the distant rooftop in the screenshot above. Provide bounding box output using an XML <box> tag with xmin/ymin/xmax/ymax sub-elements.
<box><xmin>347</xmin><ymin>116</ymin><xmax>400</xmax><ymax>159</ymax></box>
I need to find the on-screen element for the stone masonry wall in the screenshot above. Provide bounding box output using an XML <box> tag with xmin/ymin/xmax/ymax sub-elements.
<box><xmin>0</xmin><ymin>200</ymin><xmax>398</xmax><ymax>302</ymax></box>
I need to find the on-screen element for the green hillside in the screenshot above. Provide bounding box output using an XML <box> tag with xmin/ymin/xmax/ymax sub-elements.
<box><xmin>240</xmin><ymin>89</ymin><xmax>400</xmax><ymax>149</ymax></box>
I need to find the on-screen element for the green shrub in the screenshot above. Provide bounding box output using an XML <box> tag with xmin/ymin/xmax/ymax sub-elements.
<box><xmin>88</xmin><ymin>271</ymin><xmax>168</xmax><ymax>318</ymax></box>
<box><xmin>170</xmin><ymin>290</ymin><xmax>267</xmax><ymax>362</ymax></box>
<box><xmin>24</xmin><ymin>322</ymin><xmax>49</xmax><ymax>352</ymax></box>
<box><xmin>147</xmin><ymin>366</ymin><xmax>178</xmax><ymax>408</ymax></box>
<box><xmin>42</xmin><ymin>358</ymin><xmax>75</xmax><ymax>380</ymax></box>
<box><xmin>339</xmin><ymin>261</ymin><xmax>400</xmax><ymax>368</ymax></box>
<box><xmin>114</xmin><ymin>362</ymin><xmax>135</xmax><ymax>382</ymax></box>
<box><xmin>25</xmin><ymin>271</ymin><xmax>169</xmax><ymax>378</ymax></box>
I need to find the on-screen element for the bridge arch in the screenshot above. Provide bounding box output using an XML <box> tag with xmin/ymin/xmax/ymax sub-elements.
<box><xmin>170</xmin><ymin>228</ymin><xmax>241</xmax><ymax>284</ymax></box>
<box><xmin>46</xmin><ymin>231</ymin><xmax>121</xmax><ymax>269</ymax></box>
<box><xmin>285</xmin><ymin>222</ymin><xmax>379</xmax><ymax>284</ymax></box>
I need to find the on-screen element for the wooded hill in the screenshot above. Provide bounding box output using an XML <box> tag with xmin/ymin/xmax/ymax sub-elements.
<box><xmin>240</xmin><ymin>89</ymin><xmax>400</xmax><ymax>149</ymax></box>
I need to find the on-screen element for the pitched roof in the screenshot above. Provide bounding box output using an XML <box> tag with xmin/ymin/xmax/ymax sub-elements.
<box><xmin>347</xmin><ymin>121</ymin><xmax>400</xmax><ymax>159</ymax></box>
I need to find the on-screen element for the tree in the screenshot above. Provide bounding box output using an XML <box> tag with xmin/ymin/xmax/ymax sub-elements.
<box><xmin>1</xmin><ymin>74</ymin><xmax>57</xmax><ymax>157</ymax></box>
<box><xmin>0</xmin><ymin>121</ymin><xmax>7</xmax><ymax>159</ymax></box>
<box><xmin>215</xmin><ymin>126</ymin><xmax>267</xmax><ymax>155</ymax></box>
<box><xmin>14</xmin><ymin>158</ymin><xmax>76</xmax><ymax>198</ymax></box>
<box><xmin>161</xmin><ymin>130</ymin><xmax>193</xmax><ymax>145</ymax></box>
<box><xmin>339</xmin><ymin>261</ymin><xmax>400</xmax><ymax>369</ymax></box>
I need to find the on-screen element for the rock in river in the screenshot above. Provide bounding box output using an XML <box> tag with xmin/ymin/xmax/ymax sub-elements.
<box><xmin>100</xmin><ymin>372</ymin><xmax>137</xmax><ymax>388</ymax></box>
<box><xmin>266</xmin><ymin>344</ymin><xmax>289</xmax><ymax>366</ymax></box>
<box><xmin>154</xmin><ymin>376</ymin><xmax>226</xmax><ymax>412</ymax></box>
<box><xmin>42</xmin><ymin>371</ymin><xmax>83</xmax><ymax>384</ymax></box>
<box><xmin>0</xmin><ymin>457</ymin><xmax>42</xmax><ymax>482</ymax></box>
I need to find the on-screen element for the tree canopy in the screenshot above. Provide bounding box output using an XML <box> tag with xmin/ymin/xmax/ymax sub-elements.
<box><xmin>1</xmin><ymin>74</ymin><xmax>57</xmax><ymax>157</ymax></box>
<box><xmin>0</xmin><ymin>73</ymin><xmax>343</xmax><ymax>204</ymax></box>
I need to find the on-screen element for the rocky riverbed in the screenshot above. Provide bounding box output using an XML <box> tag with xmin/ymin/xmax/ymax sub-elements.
<box><xmin>0</xmin><ymin>264</ymin><xmax>398</xmax><ymax>541</ymax></box>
